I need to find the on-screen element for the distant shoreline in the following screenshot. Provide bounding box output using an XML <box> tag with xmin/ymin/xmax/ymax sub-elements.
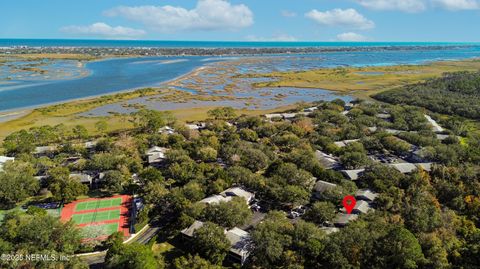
<box><xmin>1</xmin><ymin>42</ymin><xmax>477</xmax><ymax>57</ymax></box>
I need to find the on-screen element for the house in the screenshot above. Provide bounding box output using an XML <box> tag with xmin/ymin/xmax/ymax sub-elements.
<box><xmin>158</xmin><ymin>126</ymin><xmax>175</xmax><ymax>135</ymax></box>
<box><xmin>225</xmin><ymin>227</ymin><xmax>253</xmax><ymax>265</ymax></box>
<box><xmin>315</xmin><ymin>150</ymin><xmax>340</xmax><ymax>169</ymax></box>
<box><xmin>334</xmin><ymin>139</ymin><xmax>360</xmax><ymax>148</ymax></box>
<box><xmin>220</xmin><ymin>187</ymin><xmax>255</xmax><ymax>204</ymax></box>
<box><xmin>388</xmin><ymin>163</ymin><xmax>418</xmax><ymax>174</ymax></box>
<box><xmin>199</xmin><ymin>195</ymin><xmax>233</xmax><ymax>205</ymax></box>
<box><xmin>436</xmin><ymin>134</ymin><xmax>450</xmax><ymax>141</ymax></box>
<box><xmin>416</xmin><ymin>163</ymin><xmax>433</xmax><ymax>172</ymax></box>
<box><xmin>424</xmin><ymin>115</ymin><xmax>444</xmax><ymax>133</ymax></box>
<box><xmin>376</xmin><ymin>113</ymin><xmax>392</xmax><ymax>120</ymax></box>
<box><xmin>181</xmin><ymin>220</ymin><xmax>205</xmax><ymax>239</ymax></box>
<box><xmin>313</xmin><ymin>180</ymin><xmax>337</xmax><ymax>200</ymax></box>
<box><xmin>334</xmin><ymin>213</ymin><xmax>358</xmax><ymax>227</ymax></box>
<box><xmin>0</xmin><ymin>156</ymin><xmax>14</xmax><ymax>171</ymax></box>
<box><xmin>281</xmin><ymin>113</ymin><xmax>297</xmax><ymax>119</ymax></box>
<box><xmin>355</xmin><ymin>189</ymin><xmax>378</xmax><ymax>202</ymax></box>
<box><xmin>145</xmin><ymin>146</ymin><xmax>169</xmax><ymax>164</ymax></box>
<box><xmin>384</xmin><ymin>128</ymin><xmax>402</xmax><ymax>135</ymax></box>
<box><xmin>34</xmin><ymin>145</ymin><xmax>57</xmax><ymax>155</ymax></box>
<box><xmin>408</xmin><ymin>149</ymin><xmax>428</xmax><ymax>163</ymax></box>
<box><xmin>340</xmin><ymin>169</ymin><xmax>365</xmax><ymax>181</ymax></box>
<box><xmin>304</xmin><ymin>107</ymin><xmax>318</xmax><ymax>113</ymax></box>
<box><xmin>70</xmin><ymin>173</ymin><xmax>93</xmax><ymax>185</ymax></box>
<box><xmin>320</xmin><ymin>227</ymin><xmax>340</xmax><ymax>234</ymax></box>
<box><xmin>185</xmin><ymin>123</ymin><xmax>206</xmax><ymax>130</ymax></box>
<box><xmin>181</xmin><ymin>221</ymin><xmax>253</xmax><ymax>266</ymax></box>
<box><xmin>352</xmin><ymin>200</ymin><xmax>372</xmax><ymax>214</ymax></box>
<box><xmin>200</xmin><ymin>187</ymin><xmax>254</xmax><ymax>205</ymax></box>
<box><xmin>264</xmin><ymin>114</ymin><xmax>283</xmax><ymax>121</ymax></box>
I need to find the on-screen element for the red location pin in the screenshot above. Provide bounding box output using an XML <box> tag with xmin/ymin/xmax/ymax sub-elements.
<box><xmin>343</xmin><ymin>195</ymin><xmax>356</xmax><ymax>214</ymax></box>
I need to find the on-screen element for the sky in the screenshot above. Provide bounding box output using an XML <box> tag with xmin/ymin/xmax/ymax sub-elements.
<box><xmin>1</xmin><ymin>0</ymin><xmax>480</xmax><ymax>42</ymax></box>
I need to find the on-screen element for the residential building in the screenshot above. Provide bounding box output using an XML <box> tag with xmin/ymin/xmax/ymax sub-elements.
<box><xmin>70</xmin><ymin>173</ymin><xmax>93</xmax><ymax>186</ymax></box>
<box><xmin>34</xmin><ymin>145</ymin><xmax>57</xmax><ymax>155</ymax></box>
<box><xmin>334</xmin><ymin>213</ymin><xmax>358</xmax><ymax>227</ymax></box>
<box><xmin>355</xmin><ymin>189</ymin><xmax>378</xmax><ymax>203</ymax></box>
<box><xmin>388</xmin><ymin>163</ymin><xmax>418</xmax><ymax>174</ymax></box>
<box><xmin>180</xmin><ymin>220</ymin><xmax>205</xmax><ymax>239</ymax></box>
<box><xmin>334</xmin><ymin>139</ymin><xmax>360</xmax><ymax>148</ymax></box>
<box><xmin>340</xmin><ymin>169</ymin><xmax>365</xmax><ymax>181</ymax></box>
<box><xmin>145</xmin><ymin>146</ymin><xmax>169</xmax><ymax>164</ymax></box>
<box><xmin>220</xmin><ymin>187</ymin><xmax>255</xmax><ymax>204</ymax></box>
<box><xmin>352</xmin><ymin>200</ymin><xmax>372</xmax><ymax>214</ymax></box>
<box><xmin>225</xmin><ymin>227</ymin><xmax>253</xmax><ymax>265</ymax></box>
<box><xmin>315</xmin><ymin>150</ymin><xmax>340</xmax><ymax>169</ymax></box>
<box><xmin>313</xmin><ymin>180</ymin><xmax>337</xmax><ymax>200</ymax></box>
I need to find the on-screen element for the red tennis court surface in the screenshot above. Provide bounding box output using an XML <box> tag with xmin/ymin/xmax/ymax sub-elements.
<box><xmin>60</xmin><ymin>195</ymin><xmax>132</xmax><ymax>241</ymax></box>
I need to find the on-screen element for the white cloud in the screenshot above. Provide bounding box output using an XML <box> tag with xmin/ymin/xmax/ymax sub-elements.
<box><xmin>353</xmin><ymin>0</ymin><xmax>427</xmax><ymax>12</ymax></box>
<box><xmin>104</xmin><ymin>0</ymin><xmax>253</xmax><ymax>32</ymax></box>
<box><xmin>246</xmin><ymin>34</ymin><xmax>298</xmax><ymax>42</ymax></box>
<box><xmin>353</xmin><ymin>0</ymin><xmax>479</xmax><ymax>12</ymax></box>
<box><xmin>305</xmin><ymin>8</ymin><xmax>375</xmax><ymax>29</ymax></box>
<box><xmin>432</xmin><ymin>0</ymin><xmax>479</xmax><ymax>10</ymax></box>
<box><xmin>60</xmin><ymin>22</ymin><xmax>146</xmax><ymax>38</ymax></box>
<box><xmin>336</xmin><ymin>32</ymin><xmax>369</xmax><ymax>41</ymax></box>
<box><xmin>281</xmin><ymin>10</ymin><xmax>297</xmax><ymax>17</ymax></box>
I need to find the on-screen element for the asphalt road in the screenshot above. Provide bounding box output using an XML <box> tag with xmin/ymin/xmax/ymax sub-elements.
<box><xmin>80</xmin><ymin>225</ymin><xmax>161</xmax><ymax>268</ymax></box>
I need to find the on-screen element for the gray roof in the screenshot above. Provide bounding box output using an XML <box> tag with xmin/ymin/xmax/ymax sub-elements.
<box><xmin>70</xmin><ymin>173</ymin><xmax>92</xmax><ymax>184</ymax></box>
<box><xmin>334</xmin><ymin>213</ymin><xmax>358</xmax><ymax>226</ymax></box>
<box><xmin>436</xmin><ymin>134</ymin><xmax>450</xmax><ymax>141</ymax></box>
<box><xmin>146</xmin><ymin>147</ymin><xmax>168</xmax><ymax>163</ymax></box>
<box><xmin>225</xmin><ymin>227</ymin><xmax>252</xmax><ymax>258</ymax></box>
<box><xmin>355</xmin><ymin>189</ymin><xmax>378</xmax><ymax>202</ymax></box>
<box><xmin>341</xmin><ymin>169</ymin><xmax>365</xmax><ymax>181</ymax></box>
<box><xmin>315</xmin><ymin>150</ymin><xmax>340</xmax><ymax>169</ymax></box>
<box><xmin>388</xmin><ymin>163</ymin><xmax>418</xmax><ymax>174</ymax></box>
<box><xmin>353</xmin><ymin>200</ymin><xmax>371</xmax><ymax>214</ymax></box>
<box><xmin>376</xmin><ymin>113</ymin><xmax>391</xmax><ymax>119</ymax></box>
<box><xmin>314</xmin><ymin>180</ymin><xmax>337</xmax><ymax>194</ymax></box>
<box><xmin>220</xmin><ymin>187</ymin><xmax>254</xmax><ymax>203</ymax></box>
<box><xmin>334</xmin><ymin>139</ymin><xmax>360</xmax><ymax>148</ymax></box>
<box><xmin>416</xmin><ymin>163</ymin><xmax>433</xmax><ymax>172</ymax></box>
<box><xmin>181</xmin><ymin>220</ymin><xmax>205</xmax><ymax>237</ymax></box>
<box><xmin>199</xmin><ymin>195</ymin><xmax>233</xmax><ymax>205</ymax></box>
<box><xmin>384</xmin><ymin>128</ymin><xmax>402</xmax><ymax>135</ymax></box>
<box><xmin>34</xmin><ymin>146</ymin><xmax>57</xmax><ymax>154</ymax></box>
<box><xmin>320</xmin><ymin>227</ymin><xmax>340</xmax><ymax>234</ymax></box>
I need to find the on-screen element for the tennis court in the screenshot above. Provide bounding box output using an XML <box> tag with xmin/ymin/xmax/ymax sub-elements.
<box><xmin>60</xmin><ymin>195</ymin><xmax>132</xmax><ymax>240</ymax></box>
<box><xmin>71</xmin><ymin>209</ymin><xmax>121</xmax><ymax>224</ymax></box>
<box><xmin>81</xmin><ymin>223</ymin><xmax>119</xmax><ymax>237</ymax></box>
<box><xmin>75</xmin><ymin>197</ymin><xmax>122</xmax><ymax>211</ymax></box>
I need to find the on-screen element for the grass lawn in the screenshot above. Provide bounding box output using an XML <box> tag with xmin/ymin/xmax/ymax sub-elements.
<box><xmin>81</xmin><ymin>222</ymin><xmax>119</xmax><ymax>238</ymax></box>
<box><xmin>71</xmin><ymin>209</ymin><xmax>120</xmax><ymax>224</ymax></box>
<box><xmin>75</xmin><ymin>198</ymin><xmax>122</xmax><ymax>211</ymax></box>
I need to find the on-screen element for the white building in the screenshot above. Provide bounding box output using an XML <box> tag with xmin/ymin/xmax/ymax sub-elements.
<box><xmin>145</xmin><ymin>146</ymin><xmax>169</xmax><ymax>164</ymax></box>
